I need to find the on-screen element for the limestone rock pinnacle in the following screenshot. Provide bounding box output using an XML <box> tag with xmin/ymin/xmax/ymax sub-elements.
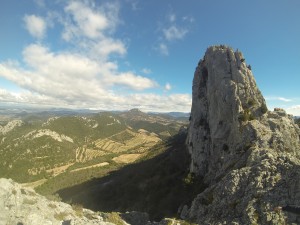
<box><xmin>188</xmin><ymin>46</ymin><xmax>266</xmax><ymax>181</ymax></box>
<box><xmin>184</xmin><ymin>45</ymin><xmax>300</xmax><ymax>224</ymax></box>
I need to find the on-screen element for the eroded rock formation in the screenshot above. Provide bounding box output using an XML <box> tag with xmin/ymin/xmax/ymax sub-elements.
<box><xmin>184</xmin><ymin>45</ymin><xmax>300</xmax><ymax>224</ymax></box>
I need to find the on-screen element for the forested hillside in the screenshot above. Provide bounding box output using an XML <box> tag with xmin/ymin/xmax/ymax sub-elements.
<box><xmin>0</xmin><ymin>109</ymin><xmax>187</xmax><ymax>195</ymax></box>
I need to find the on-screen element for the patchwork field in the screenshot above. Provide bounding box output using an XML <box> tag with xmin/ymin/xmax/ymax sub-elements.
<box><xmin>0</xmin><ymin>109</ymin><xmax>188</xmax><ymax>195</ymax></box>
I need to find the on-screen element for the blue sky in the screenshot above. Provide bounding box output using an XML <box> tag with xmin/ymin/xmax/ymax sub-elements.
<box><xmin>0</xmin><ymin>0</ymin><xmax>299</xmax><ymax>114</ymax></box>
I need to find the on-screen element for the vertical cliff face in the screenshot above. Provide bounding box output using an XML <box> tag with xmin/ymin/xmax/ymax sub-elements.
<box><xmin>188</xmin><ymin>45</ymin><xmax>267</xmax><ymax>182</ymax></box>
<box><xmin>185</xmin><ymin>45</ymin><xmax>300</xmax><ymax>224</ymax></box>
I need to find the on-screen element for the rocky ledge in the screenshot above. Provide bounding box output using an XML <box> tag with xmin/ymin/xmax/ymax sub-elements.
<box><xmin>184</xmin><ymin>45</ymin><xmax>300</xmax><ymax>224</ymax></box>
<box><xmin>0</xmin><ymin>178</ymin><xmax>114</xmax><ymax>225</ymax></box>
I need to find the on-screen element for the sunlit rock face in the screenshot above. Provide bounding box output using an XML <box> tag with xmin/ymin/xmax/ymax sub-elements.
<box><xmin>188</xmin><ymin>45</ymin><xmax>267</xmax><ymax>182</ymax></box>
<box><xmin>0</xmin><ymin>178</ymin><xmax>114</xmax><ymax>225</ymax></box>
<box><xmin>185</xmin><ymin>45</ymin><xmax>300</xmax><ymax>224</ymax></box>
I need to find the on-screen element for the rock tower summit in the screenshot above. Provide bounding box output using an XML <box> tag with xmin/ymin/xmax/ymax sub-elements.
<box><xmin>188</xmin><ymin>45</ymin><xmax>268</xmax><ymax>182</ymax></box>
<box><xmin>185</xmin><ymin>45</ymin><xmax>300</xmax><ymax>224</ymax></box>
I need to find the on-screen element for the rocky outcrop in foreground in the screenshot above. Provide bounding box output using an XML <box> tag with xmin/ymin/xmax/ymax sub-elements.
<box><xmin>0</xmin><ymin>178</ymin><xmax>114</xmax><ymax>225</ymax></box>
<box><xmin>0</xmin><ymin>178</ymin><xmax>190</xmax><ymax>225</ymax></box>
<box><xmin>184</xmin><ymin>45</ymin><xmax>300</xmax><ymax>224</ymax></box>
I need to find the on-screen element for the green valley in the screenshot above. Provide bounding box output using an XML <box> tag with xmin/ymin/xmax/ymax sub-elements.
<box><xmin>0</xmin><ymin>108</ymin><xmax>188</xmax><ymax>197</ymax></box>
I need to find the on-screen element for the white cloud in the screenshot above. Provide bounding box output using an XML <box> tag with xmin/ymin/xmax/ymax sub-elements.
<box><xmin>93</xmin><ymin>38</ymin><xmax>126</xmax><ymax>58</ymax></box>
<box><xmin>182</xmin><ymin>16</ymin><xmax>194</xmax><ymax>23</ymax></box>
<box><xmin>168</xmin><ymin>13</ymin><xmax>176</xmax><ymax>22</ymax></box>
<box><xmin>141</xmin><ymin>68</ymin><xmax>152</xmax><ymax>74</ymax></box>
<box><xmin>63</xmin><ymin>1</ymin><xmax>119</xmax><ymax>41</ymax></box>
<box><xmin>23</xmin><ymin>15</ymin><xmax>47</xmax><ymax>39</ymax></box>
<box><xmin>60</xmin><ymin>1</ymin><xmax>125</xmax><ymax>61</ymax></box>
<box><xmin>0</xmin><ymin>44</ymin><xmax>157</xmax><ymax>104</ymax></box>
<box><xmin>0</xmin><ymin>88</ymin><xmax>65</xmax><ymax>107</ymax></box>
<box><xmin>0</xmin><ymin>88</ymin><xmax>18</xmax><ymax>102</ymax></box>
<box><xmin>64</xmin><ymin>1</ymin><xmax>107</xmax><ymax>39</ymax></box>
<box><xmin>277</xmin><ymin>97</ymin><xmax>292</xmax><ymax>102</ymax></box>
<box><xmin>0</xmin><ymin>2</ymin><xmax>159</xmax><ymax>108</ymax></box>
<box><xmin>156</xmin><ymin>12</ymin><xmax>191</xmax><ymax>56</ymax></box>
<box><xmin>287</xmin><ymin>105</ymin><xmax>300</xmax><ymax>110</ymax></box>
<box><xmin>286</xmin><ymin>105</ymin><xmax>300</xmax><ymax>116</ymax></box>
<box><xmin>33</xmin><ymin>0</ymin><xmax>45</xmax><ymax>8</ymax></box>
<box><xmin>163</xmin><ymin>25</ymin><xmax>188</xmax><ymax>41</ymax></box>
<box><xmin>108</xmin><ymin>72</ymin><xmax>157</xmax><ymax>91</ymax></box>
<box><xmin>0</xmin><ymin>1</ymin><xmax>192</xmax><ymax>113</ymax></box>
<box><xmin>0</xmin><ymin>86</ymin><xmax>191</xmax><ymax>112</ymax></box>
<box><xmin>165</xmin><ymin>83</ymin><xmax>172</xmax><ymax>91</ymax></box>
<box><xmin>126</xmin><ymin>93</ymin><xmax>191</xmax><ymax>112</ymax></box>
<box><xmin>158</xmin><ymin>43</ymin><xmax>169</xmax><ymax>56</ymax></box>
<box><xmin>266</xmin><ymin>96</ymin><xmax>293</xmax><ymax>102</ymax></box>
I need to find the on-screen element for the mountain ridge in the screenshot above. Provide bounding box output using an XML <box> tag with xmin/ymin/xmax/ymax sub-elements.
<box><xmin>0</xmin><ymin>110</ymin><xmax>186</xmax><ymax>194</ymax></box>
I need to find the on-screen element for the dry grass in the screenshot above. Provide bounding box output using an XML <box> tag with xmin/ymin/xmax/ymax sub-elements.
<box><xmin>112</xmin><ymin>154</ymin><xmax>142</xmax><ymax>164</ymax></box>
<box><xmin>70</xmin><ymin>162</ymin><xmax>109</xmax><ymax>172</ymax></box>
<box><xmin>104</xmin><ymin>212</ymin><xmax>126</xmax><ymax>225</ymax></box>
<box><xmin>46</xmin><ymin>163</ymin><xmax>74</xmax><ymax>177</ymax></box>
<box><xmin>54</xmin><ymin>211</ymin><xmax>69</xmax><ymax>221</ymax></box>
<box><xmin>72</xmin><ymin>203</ymin><xmax>83</xmax><ymax>217</ymax></box>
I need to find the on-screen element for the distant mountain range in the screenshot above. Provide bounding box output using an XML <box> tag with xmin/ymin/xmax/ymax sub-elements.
<box><xmin>0</xmin><ymin>108</ymin><xmax>188</xmax><ymax>196</ymax></box>
<box><xmin>0</xmin><ymin>105</ymin><xmax>189</xmax><ymax>118</ymax></box>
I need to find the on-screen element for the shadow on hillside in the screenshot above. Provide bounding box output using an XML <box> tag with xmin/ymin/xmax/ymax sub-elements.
<box><xmin>57</xmin><ymin>132</ymin><xmax>206</xmax><ymax>221</ymax></box>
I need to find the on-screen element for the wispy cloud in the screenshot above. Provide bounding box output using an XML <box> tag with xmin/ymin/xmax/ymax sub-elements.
<box><xmin>277</xmin><ymin>97</ymin><xmax>292</xmax><ymax>102</ymax></box>
<box><xmin>288</xmin><ymin>105</ymin><xmax>300</xmax><ymax>110</ymax></box>
<box><xmin>266</xmin><ymin>97</ymin><xmax>300</xmax><ymax>116</ymax></box>
<box><xmin>141</xmin><ymin>68</ymin><xmax>152</xmax><ymax>74</ymax></box>
<box><xmin>93</xmin><ymin>38</ymin><xmax>126</xmax><ymax>58</ymax></box>
<box><xmin>63</xmin><ymin>1</ymin><xmax>111</xmax><ymax>40</ymax></box>
<box><xmin>164</xmin><ymin>83</ymin><xmax>172</xmax><ymax>91</ymax></box>
<box><xmin>109</xmin><ymin>72</ymin><xmax>157</xmax><ymax>91</ymax></box>
<box><xmin>0</xmin><ymin>1</ymin><xmax>160</xmax><ymax>110</ymax></box>
<box><xmin>158</xmin><ymin>43</ymin><xmax>169</xmax><ymax>56</ymax></box>
<box><xmin>163</xmin><ymin>25</ymin><xmax>188</xmax><ymax>41</ymax></box>
<box><xmin>157</xmin><ymin>11</ymin><xmax>193</xmax><ymax>56</ymax></box>
<box><xmin>182</xmin><ymin>16</ymin><xmax>194</xmax><ymax>23</ymax></box>
<box><xmin>0</xmin><ymin>1</ymin><xmax>192</xmax><ymax>112</ymax></box>
<box><xmin>60</xmin><ymin>1</ymin><xmax>124</xmax><ymax>61</ymax></box>
<box><xmin>266</xmin><ymin>96</ymin><xmax>293</xmax><ymax>102</ymax></box>
<box><xmin>127</xmin><ymin>93</ymin><xmax>191</xmax><ymax>112</ymax></box>
<box><xmin>23</xmin><ymin>15</ymin><xmax>47</xmax><ymax>39</ymax></box>
<box><xmin>126</xmin><ymin>0</ymin><xmax>140</xmax><ymax>11</ymax></box>
<box><xmin>286</xmin><ymin>105</ymin><xmax>300</xmax><ymax>116</ymax></box>
<box><xmin>168</xmin><ymin>13</ymin><xmax>176</xmax><ymax>22</ymax></box>
<box><xmin>33</xmin><ymin>0</ymin><xmax>45</xmax><ymax>8</ymax></box>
